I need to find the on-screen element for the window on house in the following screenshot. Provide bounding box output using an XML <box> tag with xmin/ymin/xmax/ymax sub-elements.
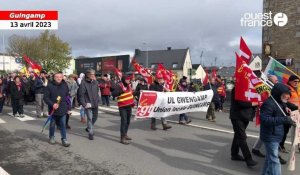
<box><xmin>172</xmin><ymin>63</ymin><xmax>178</xmax><ymax>68</ymax></box>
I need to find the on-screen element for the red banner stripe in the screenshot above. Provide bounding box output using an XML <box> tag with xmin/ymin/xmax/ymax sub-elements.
<box><xmin>0</xmin><ymin>11</ymin><xmax>58</xmax><ymax>20</ymax></box>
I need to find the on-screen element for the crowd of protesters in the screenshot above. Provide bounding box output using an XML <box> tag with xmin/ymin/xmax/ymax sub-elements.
<box><xmin>1</xmin><ymin>67</ymin><xmax>299</xmax><ymax>174</ymax></box>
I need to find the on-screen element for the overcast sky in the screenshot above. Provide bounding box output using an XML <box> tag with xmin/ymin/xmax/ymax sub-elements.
<box><xmin>0</xmin><ymin>0</ymin><xmax>263</xmax><ymax>66</ymax></box>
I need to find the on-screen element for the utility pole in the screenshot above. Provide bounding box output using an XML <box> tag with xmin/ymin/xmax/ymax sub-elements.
<box><xmin>200</xmin><ymin>51</ymin><xmax>203</xmax><ymax>65</ymax></box>
<box><xmin>143</xmin><ymin>42</ymin><xmax>148</xmax><ymax>68</ymax></box>
<box><xmin>214</xmin><ymin>57</ymin><xmax>218</xmax><ymax>67</ymax></box>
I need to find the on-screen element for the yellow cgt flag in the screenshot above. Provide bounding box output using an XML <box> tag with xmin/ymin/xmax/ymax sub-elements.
<box><xmin>20</xmin><ymin>67</ymin><xmax>29</xmax><ymax>77</ymax></box>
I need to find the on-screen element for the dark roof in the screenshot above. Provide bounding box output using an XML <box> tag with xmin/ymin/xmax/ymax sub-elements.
<box><xmin>192</xmin><ymin>64</ymin><xmax>200</xmax><ymax>69</ymax></box>
<box><xmin>134</xmin><ymin>48</ymin><xmax>188</xmax><ymax>70</ymax></box>
<box><xmin>217</xmin><ymin>66</ymin><xmax>235</xmax><ymax>77</ymax></box>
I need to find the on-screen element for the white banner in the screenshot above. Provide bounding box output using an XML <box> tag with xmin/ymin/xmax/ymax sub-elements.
<box><xmin>135</xmin><ymin>90</ymin><xmax>213</xmax><ymax>118</ymax></box>
<box><xmin>288</xmin><ymin>110</ymin><xmax>300</xmax><ymax>171</ymax></box>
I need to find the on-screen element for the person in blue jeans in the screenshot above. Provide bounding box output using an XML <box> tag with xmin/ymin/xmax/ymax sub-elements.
<box><xmin>260</xmin><ymin>83</ymin><xmax>297</xmax><ymax>175</ymax></box>
<box><xmin>44</xmin><ymin>72</ymin><xmax>70</xmax><ymax>147</ymax></box>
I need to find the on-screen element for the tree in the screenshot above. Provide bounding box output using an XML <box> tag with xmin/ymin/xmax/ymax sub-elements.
<box><xmin>7</xmin><ymin>30</ymin><xmax>72</xmax><ymax>72</ymax></box>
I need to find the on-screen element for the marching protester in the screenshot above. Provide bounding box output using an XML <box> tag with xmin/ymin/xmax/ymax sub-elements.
<box><xmin>110</xmin><ymin>76</ymin><xmax>117</xmax><ymax>101</ymax></box>
<box><xmin>282</xmin><ymin>75</ymin><xmax>300</xmax><ymax>153</ymax></box>
<box><xmin>188</xmin><ymin>82</ymin><xmax>197</xmax><ymax>92</ymax></box>
<box><xmin>112</xmin><ymin>75</ymin><xmax>135</xmax><ymax>145</ymax></box>
<box><xmin>260</xmin><ymin>83</ymin><xmax>297</xmax><ymax>175</ymax></box>
<box><xmin>34</xmin><ymin>70</ymin><xmax>48</xmax><ymax>118</ymax></box>
<box><xmin>216</xmin><ymin>75</ymin><xmax>225</xmax><ymax>112</ymax></box>
<box><xmin>66</xmin><ymin>74</ymin><xmax>78</xmax><ymax>109</ymax></box>
<box><xmin>150</xmin><ymin>74</ymin><xmax>172</xmax><ymax>130</ymax></box>
<box><xmin>10</xmin><ymin>76</ymin><xmax>25</xmax><ymax>118</ymax></box>
<box><xmin>44</xmin><ymin>72</ymin><xmax>70</xmax><ymax>147</ymax></box>
<box><xmin>252</xmin><ymin>75</ymin><xmax>288</xmax><ymax>164</ymax></box>
<box><xmin>204</xmin><ymin>77</ymin><xmax>220</xmax><ymax>122</ymax></box>
<box><xmin>78</xmin><ymin>69</ymin><xmax>99</xmax><ymax>140</ymax></box>
<box><xmin>229</xmin><ymin>86</ymin><xmax>258</xmax><ymax>167</ymax></box>
<box><xmin>77</xmin><ymin>73</ymin><xmax>86</xmax><ymax>123</ymax></box>
<box><xmin>99</xmin><ymin>74</ymin><xmax>111</xmax><ymax>107</ymax></box>
<box><xmin>0</xmin><ymin>78</ymin><xmax>6</xmax><ymax>114</ymax></box>
<box><xmin>5</xmin><ymin>73</ymin><xmax>16</xmax><ymax>106</ymax></box>
<box><xmin>134</xmin><ymin>77</ymin><xmax>148</xmax><ymax>103</ymax></box>
<box><xmin>176</xmin><ymin>77</ymin><xmax>192</xmax><ymax>124</ymax></box>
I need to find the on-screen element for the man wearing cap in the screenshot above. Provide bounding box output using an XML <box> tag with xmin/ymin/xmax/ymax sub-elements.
<box><xmin>112</xmin><ymin>75</ymin><xmax>135</xmax><ymax>145</ymax></box>
<box><xmin>78</xmin><ymin>69</ymin><xmax>100</xmax><ymax>140</ymax></box>
<box><xmin>34</xmin><ymin>69</ymin><xmax>49</xmax><ymax>118</ymax></box>
<box><xmin>149</xmin><ymin>74</ymin><xmax>172</xmax><ymax>130</ymax></box>
<box><xmin>281</xmin><ymin>75</ymin><xmax>300</xmax><ymax>153</ymax></box>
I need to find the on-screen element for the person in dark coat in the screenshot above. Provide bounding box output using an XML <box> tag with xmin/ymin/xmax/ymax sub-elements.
<box><xmin>0</xmin><ymin>78</ymin><xmax>6</xmax><ymax>114</ymax></box>
<box><xmin>10</xmin><ymin>76</ymin><xmax>25</xmax><ymax>118</ymax></box>
<box><xmin>134</xmin><ymin>78</ymin><xmax>148</xmax><ymax>103</ymax></box>
<box><xmin>149</xmin><ymin>74</ymin><xmax>172</xmax><ymax>130</ymax></box>
<box><xmin>260</xmin><ymin>83</ymin><xmax>297</xmax><ymax>175</ymax></box>
<box><xmin>229</xmin><ymin>87</ymin><xmax>258</xmax><ymax>167</ymax></box>
<box><xmin>44</xmin><ymin>72</ymin><xmax>70</xmax><ymax>147</ymax></box>
<box><xmin>34</xmin><ymin>70</ymin><xmax>48</xmax><ymax>118</ymax></box>
<box><xmin>176</xmin><ymin>78</ymin><xmax>192</xmax><ymax>124</ymax></box>
<box><xmin>204</xmin><ymin>77</ymin><xmax>220</xmax><ymax>122</ymax></box>
<box><xmin>78</xmin><ymin>68</ymin><xmax>99</xmax><ymax>140</ymax></box>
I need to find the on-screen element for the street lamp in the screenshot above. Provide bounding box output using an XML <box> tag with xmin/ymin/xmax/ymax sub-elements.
<box><xmin>143</xmin><ymin>42</ymin><xmax>148</xmax><ymax>68</ymax></box>
<box><xmin>2</xmin><ymin>33</ymin><xmax>4</xmax><ymax>72</ymax></box>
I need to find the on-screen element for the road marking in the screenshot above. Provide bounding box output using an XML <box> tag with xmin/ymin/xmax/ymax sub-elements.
<box><xmin>8</xmin><ymin>113</ymin><xmax>36</xmax><ymax>121</ymax></box>
<box><xmin>0</xmin><ymin>167</ymin><xmax>10</xmax><ymax>175</ymax></box>
<box><xmin>166</xmin><ymin>120</ymin><xmax>292</xmax><ymax>145</ymax></box>
<box><xmin>99</xmin><ymin>106</ymin><xmax>119</xmax><ymax>112</ymax></box>
<box><xmin>109</xmin><ymin>105</ymin><xmax>118</xmax><ymax>109</ymax></box>
<box><xmin>0</xmin><ymin>118</ymin><xmax>6</xmax><ymax>124</ymax></box>
<box><xmin>70</xmin><ymin>111</ymin><xmax>80</xmax><ymax>116</ymax></box>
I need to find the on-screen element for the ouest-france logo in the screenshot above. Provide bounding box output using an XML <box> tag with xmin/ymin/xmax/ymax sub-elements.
<box><xmin>241</xmin><ymin>11</ymin><xmax>288</xmax><ymax>27</ymax></box>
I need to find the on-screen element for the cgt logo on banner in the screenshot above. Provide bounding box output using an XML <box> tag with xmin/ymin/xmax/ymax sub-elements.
<box><xmin>135</xmin><ymin>90</ymin><xmax>213</xmax><ymax>118</ymax></box>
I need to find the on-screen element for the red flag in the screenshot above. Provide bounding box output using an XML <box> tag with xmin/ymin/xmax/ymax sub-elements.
<box><xmin>114</xmin><ymin>67</ymin><xmax>123</xmax><ymax>80</ymax></box>
<box><xmin>239</xmin><ymin>37</ymin><xmax>252</xmax><ymax>64</ymax></box>
<box><xmin>211</xmin><ymin>68</ymin><xmax>217</xmax><ymax>79</ymax></box>
<box><xmin>202</xmin><ymin>69</ymin><xmax>209</xmax><ymax>86</ymax></box>
<box><xmin>131</xmin><ymin>57</ymin><xmax>153</xmax><ymax>84</ymax></box>
<box><xmin>23</xmin><ymin>55</ymin><xmax>42</xmax><ymax>72</ymax></box>
<box><xmin>234</xmin><ymin>53</ymin><xmax>260</xmax><ymax>102</ymax></box>
<box><xmin>157</xmin><ymin>64</ymin><xmax>176</xmax><ymax>91</ymax></box>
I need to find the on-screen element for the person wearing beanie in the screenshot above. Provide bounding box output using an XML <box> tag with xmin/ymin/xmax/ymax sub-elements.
<box><xmin>149</xmin><ymin>73</ymin><xmax>172</xmax><ymax>130</ymax></box>
<box><xmin>112</xmin><ymin>75</ymin><xmax>135</xmax><ymax>145</ymax></box>
<box><xmin>176</xmin><ymin>78</ymin><xmax>191</xmax><ymax>124</ymax></box>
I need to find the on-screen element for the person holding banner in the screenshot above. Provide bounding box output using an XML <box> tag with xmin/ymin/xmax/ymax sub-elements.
<box><xmin>176</xmin><ymin>77</ymin><xmax>191</xmax><ymax>124</ymax></box>
<box><xmin>150</xmin><ymin>74</ymin><xmax>172</xmax><ymax>130</ymax></box>
<box><xmin>204</xmin><ymin>77</ymin><xmax>219</xmax><ymax>122</ymax></box>
<box><xmin>260</xmin><ymin>83</ymin><xmax>297</xmax><ymax>175</ymax></box>
<box><xmin>134</xmin><ymin>78</ymin><xmax>148</xmax><ymax>103</ymax></box>
<box><xmin>283</xmin><ymin>75</ymin><xmax>300</xmax><ymax>153</ymax></box>
<box><xmin>44</xmin><ymin>72</ymin><xmax>70</xmax><ymax>147</ymax></box>
<box><xmin>112</xmin><ymin>75</ymin><xmax>135</xmax><ymax>145</ymax></box>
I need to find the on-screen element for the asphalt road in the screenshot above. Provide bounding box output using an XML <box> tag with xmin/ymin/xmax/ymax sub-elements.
<box><xmin>0</xmin><ymin>103</ymin><xmax>299</xmax><ymax>175</ymax></box>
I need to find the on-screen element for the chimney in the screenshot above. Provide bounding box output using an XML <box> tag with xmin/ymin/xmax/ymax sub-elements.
<box><xmin>135</xmin><ymin>49</ymin><xmax>141</xmax><ymax>56</ymax></box>
<box><xmin>167</xmin><ymin>47</ymin><xmax>172</xmax><ymax>51</ymax></box>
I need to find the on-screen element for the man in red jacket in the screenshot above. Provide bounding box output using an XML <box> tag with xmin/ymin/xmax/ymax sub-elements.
<box><xmin>99</xmin><ymin>74</ymin><xmax>111</xmax><ymax>107</ymax></box>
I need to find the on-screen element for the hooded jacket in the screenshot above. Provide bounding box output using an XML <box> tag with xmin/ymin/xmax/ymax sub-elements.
<box><xmin>260</xmin><ymin>83</ymin><xmax>297</xmax><ymax>142</ymax></box>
